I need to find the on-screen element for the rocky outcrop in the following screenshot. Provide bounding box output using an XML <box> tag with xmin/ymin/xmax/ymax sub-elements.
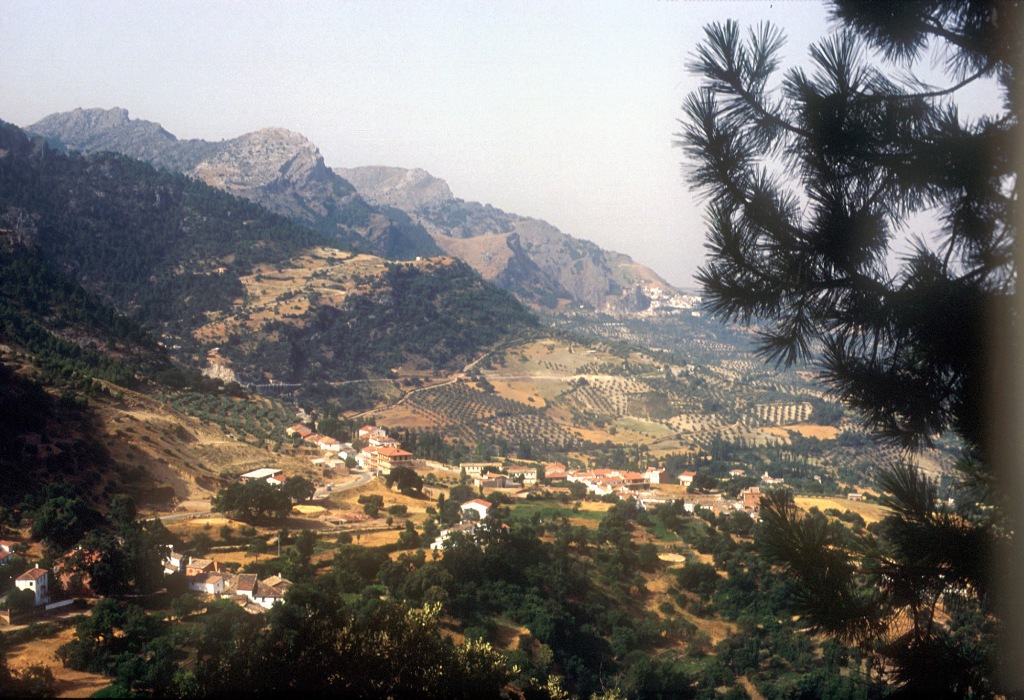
<box><xmin>335</xmin><ymin>166</ymin><xmax>454</xmax><ymax>211</ymax></box>
<box><xmin>30</xmin><ymin>107</ymin><xmax>218</xmax><ymax>172</ymax></box>
<box><xmin>346</xmin><ymin>167</ymin><xmax>676</xmax><ymax>311</ymax></box>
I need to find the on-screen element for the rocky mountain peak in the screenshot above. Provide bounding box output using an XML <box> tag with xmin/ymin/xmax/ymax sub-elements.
<box><xmin>192</xmin><ymin>127</ymin><xmax>333</xmax><ymax>191</ymax></box>
<box><xmin>335</xmin><ymin>165</ymin><xmax>454</xmax><ymax>211</ymax></box>
<box><xmin>29</xmin><ymin>107</ymin><xmax>175</xmax><ymax>150</ymax></box>
<box><xmin>34</xmin><ymin>106</ymin><xmax>131</xmax><ymax>134</ymax></box>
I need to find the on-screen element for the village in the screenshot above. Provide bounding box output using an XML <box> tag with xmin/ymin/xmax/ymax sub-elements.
<box><xmin>0</xmin><ymin>418</ymin><xmax>876</xmax><ymax>628</ymax></box>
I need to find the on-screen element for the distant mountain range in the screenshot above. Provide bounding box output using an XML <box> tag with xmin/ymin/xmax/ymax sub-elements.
<box><xmin>29</xmin><ymin>107</ymin><xmax>678</xmax><ymax>312</ymax></box>
<box><xmin>0</xmin><ymin>119</ymin><xmax>534</xmax><ymax>402</ymax></box>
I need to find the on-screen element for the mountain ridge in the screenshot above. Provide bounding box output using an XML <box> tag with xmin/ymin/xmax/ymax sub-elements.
<box><xmin>29</xmin><ymin>108</ymin><xmax>681</xmax><ymax>312</ymax></box>
<box><xmin>0</xmin><ymin>119</ymin><xmax>534</xmax><ymax>408</ymax></box>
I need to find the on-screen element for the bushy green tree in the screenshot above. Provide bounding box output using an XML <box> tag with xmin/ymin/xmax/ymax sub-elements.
<box><xmin>212</xmin><ymin>480</ymin><xmax>293</xmax><ymax>525</ymax></box>
<box><xmin>30</xmin><ymin>493</ymin><xmax>105</xmax><ymax>551</ymax></box>
<box><xmin>281</xmin><ymin>475</ymin><xmax>315</xmax><ymax>504</ymax></box>
<box><xmin>385</xmin><ymin>465</ymin><xmax>424</xmax><ymax>496</ymax></box>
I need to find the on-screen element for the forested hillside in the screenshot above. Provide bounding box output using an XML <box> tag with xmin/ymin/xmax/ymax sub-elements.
<box><xmin>29</xmin><ymin>108</ymin><xmax>441</xmax><ymax>261</ymax></box>
<box><xmin>0</xmin><ymin>120</ymin><xmax>536</xmax><ymax>395</ymax></box>
<box><xmin>31</xmin><ymin>109</ymin><xmax>679</xmax><ymax>312</ymax></box>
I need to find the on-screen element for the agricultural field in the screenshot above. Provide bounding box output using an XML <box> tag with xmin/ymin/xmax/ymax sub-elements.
<box><xmin>367</xmin><ymin>317</ymin><xmax>845</xmax><ymax>457</ymax></box>
<box><xmin>163</xmin><ymin>391</ymin><xmax>295</xmax><ymax>444</ymax></box>
<box><xmin>192</xmin><ymin>249</ymin><xmax>388</xmax><ymax>344</ymax></box>
<box><xmin>360</xmin><ymin>313</ymin><xmax>958</xmax><ymax>489</ymax></box>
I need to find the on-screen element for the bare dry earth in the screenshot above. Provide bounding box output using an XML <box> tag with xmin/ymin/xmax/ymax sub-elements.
<box><xmin>794</xmin><ymin>495</ymin><xmax>889</xmax><ymax>524</ymax></box>
<box><xmin>93</xmin><ymin>385</ymin><xmax>314</xmax><ymax>509</ymax></box>
<box><xmin>6</xmin><ymin>626</ymin><xmax>110</xmax><ymax>698</ymax></box>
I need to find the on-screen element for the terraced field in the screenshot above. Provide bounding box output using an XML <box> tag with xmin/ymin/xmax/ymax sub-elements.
<box><xmin>380</xmin><ymin>378</ymin><xmax>580</xmax><ymax>448</ymax></box>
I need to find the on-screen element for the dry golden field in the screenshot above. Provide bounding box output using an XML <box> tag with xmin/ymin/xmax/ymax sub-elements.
<box><xmin>795</xmin><ymin>495</ymin><xmax>888</xmax><ymax>524</ymax></box>
<box><xmin>6</xmin><ymin>626</ymin><xmax>110</xmax><ymax>698</ymax></box>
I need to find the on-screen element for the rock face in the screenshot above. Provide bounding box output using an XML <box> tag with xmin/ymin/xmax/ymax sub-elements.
<box><xmin>336</xmin><ymin>166</ymin><xmax>454</xmax><ymax>211</ymax></box>
<box><xmin>29</xmin><ymin>108</ymin><xmax>407</xmax><ymax>255</ymax></box>
<box><xmin>29</xmin><ymin>108</ymin><xmax>677</xmax><ymax>311</ymax></box>
<box><xmin>30</xmin><ymin>107</ymin><xmax>218</xmax><ymax>172</ymax></box>
<box><xmin>342</xmin><ymin>168</ymin><xmax>677</xmax><ymax>310</ymax></box>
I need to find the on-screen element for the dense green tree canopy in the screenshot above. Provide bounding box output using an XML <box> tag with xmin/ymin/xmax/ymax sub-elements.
<box><xmin>212</xmin><ymin>480</ymin><xmax>293</xmax><ymax>525</ymax></box>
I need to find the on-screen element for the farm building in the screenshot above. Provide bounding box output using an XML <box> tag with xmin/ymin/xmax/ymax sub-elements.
<box><xmin>461</xmin><ymin>499</ymin><xmax>492</xmax><ymax>520</ymax></box>
<box><xmin>15</xmin><ymin>568</ymin><xmax>50</xmax><ymax>606</ymax></box>
<box><xmin>239</xmin><ymin>468</ymin><xmax>284</xmax><ymax>484</ymax></box>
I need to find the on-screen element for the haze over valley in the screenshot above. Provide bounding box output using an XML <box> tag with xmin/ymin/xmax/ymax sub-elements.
<box><xmin>0</xmin><ymin>1</ymin><xmax>1012</xmax><ymax>697</ymax></box>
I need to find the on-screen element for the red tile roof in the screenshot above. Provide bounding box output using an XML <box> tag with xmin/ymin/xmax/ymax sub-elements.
<box><xmin>16</xmin><ymin>567</ymin><xmax>47</xmax><ymax>581</ymax></box>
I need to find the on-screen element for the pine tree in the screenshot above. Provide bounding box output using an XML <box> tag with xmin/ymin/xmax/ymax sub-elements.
<box><xmin>678</xmin><ymin>1</ymin><xmax>1020</xmax><ymax>696</ymax></box>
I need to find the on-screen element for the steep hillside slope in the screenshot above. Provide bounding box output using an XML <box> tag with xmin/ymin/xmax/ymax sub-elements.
<box><xmin>0</xmin><ymin>120</ymin><xmax>535</xmax><ymax>400</ymax></box>
<box><xmin>30</xmin><ymin>108</ymin><xmax>677</xmax><ymax>311</ymax></box>
<box><xmin>338</xmin><ymin>166</ymin><xmax>678</xmax><ymax>311</ymax></box>
<box><xmin>29</xmin><ymin>108</ymin><xmax>438</xmax><ymax>259</ymax></box>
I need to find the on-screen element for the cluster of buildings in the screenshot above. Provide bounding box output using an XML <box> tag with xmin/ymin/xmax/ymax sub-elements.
<box><xmin>429</xmin><ymin>499</ymin><xmax>501</xmax><ymax>551</ymax></box>
<box><xmin>354</xmin><ymin>425</ymin><xmax>415</xmax><ymax>475</ymax></box>
<box><xmin>286</xmin><ymin>423</ymin><xmax>417</xmax><ymax>477</ymax></box>
<box><xmin>639</xmin><ymin>286</ymin><xmax>703</xmax><ymax>317</ymax></box>
<box><xmin>565</xmin><ymin>466</ymin><xmax>666</xmax><ymax>496</ymax></box>
<box><xmin>163</xmin><ymin>547</ymin><xmax>293</xmax><ymax>612</ymax></box>
<box><xmin>456</xmin><ymin>462</ymin><xmax>793</xmax><ymax>522</ymax></box>
<box><xmin>456</xmin><ymin>462</ymin><xmax>668</xmax><ymax>498</ymax></box>
<box><xmin>1</xmin><ymin>539</ymin><xmax>293</xmax><ymax>616</ymax></box>
<box><xmin>286</xmin><ymin>423</ymin><xmax>343</xmax><ymax>453</ymax></box>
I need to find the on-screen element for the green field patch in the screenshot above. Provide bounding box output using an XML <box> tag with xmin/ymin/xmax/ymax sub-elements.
<box><xmin>649</xmin><ymin>518</ymin><xmax>678</xmax><ymax>542</ymax></box>
<box><xmin>510</xmin><ymin>501</ymin><xmax>606</xmax><ymax>524</ymax></box>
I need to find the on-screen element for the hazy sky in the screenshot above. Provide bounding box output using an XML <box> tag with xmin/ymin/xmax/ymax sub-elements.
<box><xmin>0</xmin><ymin>1</ymin><xmax>993</xmax><ymax>287</ymax></box>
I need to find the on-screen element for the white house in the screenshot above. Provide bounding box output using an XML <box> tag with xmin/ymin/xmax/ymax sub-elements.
<box><xmin>15</xmin><ymin>568</ymin><xmax>49</xmax><ymax>606</ymax></box>
<box><xmin>240</xmin><ymin>467</ymin><xmax>284</xmax><ymax>485</ymax></box>
<box><xmin>234</xmin><ymin>573</ymin><xmax>258</xmax><ymax>600</ymax></box>
<box><xmin>316</xmin><ymin>436</ymin><xmax>342</xmax><ymax>452</ymax></box>
<box><xmin>161</xmin><ymin>547</ymin><xmax>187</xmax><ymax>575</ymax></box>
<box><xmin>507</xmin><ymin>466</ymin><xmax>538</xmax><ymax>485</ymax></box>
<box><xmin>0</xmin><ymin>542</ymin><xmax>15</xmax><ymax>567</ymax></box>
<box><xmin>460</xmin><ymin>462</ymin><xmax>499</xmax><ymax>479</ymax></box>
<box><xmin>252</xmin><ymin>575</ymin><xmax>292</xmax><ymax>609</ymax></box>
<box><xmin>429</xmin><ymin>522</ymin><xmax>477</xmax><ymax>550</ymax></box>
<box><xmin>679</xmin><ymin>471</ymin><xmax>697</xmax><ymax>487</ymax></box>
<box><xmin>644</xmin><ymin>467</ymin><xmax>665</xmax><ymax>485</ymax></box>
<box><xmin>368</xmin><ymin>434</ymin><xmax>400</xmax><ymax>448</ymax></box>
<box><xmin>358</xmin><ymin>425</ymin><xmax>387</xmax><ymax>441</ymax></box>
<box><xmin>460</xmin><ymin>499</ymin><xmax>492</xmax><ymax>520</ymax></box>
<box><xmin>190</xmin><ymin>572</ymin><xmax>226</xmax><ymax>596</ymax></box>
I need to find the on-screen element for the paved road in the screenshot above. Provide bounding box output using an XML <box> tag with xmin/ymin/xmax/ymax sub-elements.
<box><xmin>158</xmin><ymin>510</ymin><xmax>213</xmax><ymax>522</ymax></box>
<box><xmin>314</xmin><ymin>470</ymin><xmax>373</xmax><ymax>499</ymax></box>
